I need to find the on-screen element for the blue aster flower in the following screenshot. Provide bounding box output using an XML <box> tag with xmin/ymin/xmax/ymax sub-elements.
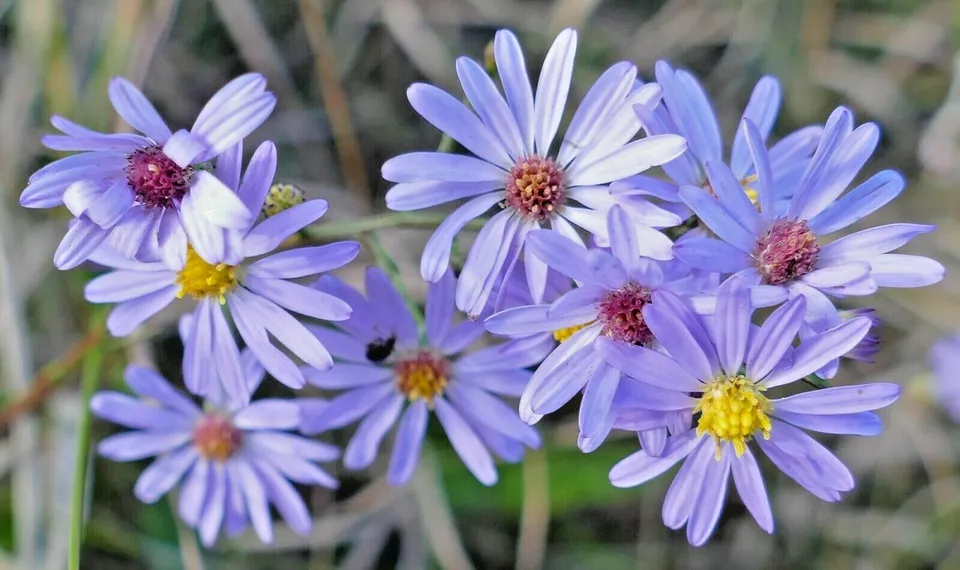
<box><xmin>299</xmin><ymin>267</ymin><xmax>549</xmax><ymax>486</ymax></box>
<box><xmin>90</xmin><ymin>357</ymin><xmax>339</xmax><ymax>547</ymax></box>
<box><xmin>382</xmin><ymin>29</ymin><xmax>688</xmax><ymax>316</ymax></box>
<box><xmin>674</xmin><ymin>108</ymin><xmax>944</xmax><ymax>361</ymax></box>
<box><xmin>484</xmin><ymin>205</ymin><xmax>787</xmax><ymax>447</ymax></box>
<box><xmin>83</xmin><ymin>140</ymin><xmax>359</xmax><ymax>404</ymax></box>
<box><xmin>618</xmin><ymin>61</ymin><xmax>821</xmax><ymax>210</ymax></box>
<box><xmin>20</xmin><ymin>74</ymin><xmax>276</xmax><ymax>269</ymax></box>
<box><xmin>595</xmin><ymin>277</ymin><xmax>900</xmax><ymax>546</ymax></box>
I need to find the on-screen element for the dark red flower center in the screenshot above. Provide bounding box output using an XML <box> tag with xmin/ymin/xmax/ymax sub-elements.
<box><xmin>126</xmin><ymin>145</ymin><xmax>194</xmax><ymax>209</ymax></box>
<box><xmin>755</xmin><ymin>219</ymin><xmax>820</xmax><ymax>285</ymax></box>
<box><xmin>598</xmin><ymin>282</ymin><xmax>653</xmax><ymax>345</ymax></box>
<box><xmin>504</xmin><ymin>155</ymin><xmax>565</xmax><ymax>221</ymax></box>
<box><xmin>193</xmin><ymin>413</ymin><xmax>242</xmax><ymax>461</ymax></box>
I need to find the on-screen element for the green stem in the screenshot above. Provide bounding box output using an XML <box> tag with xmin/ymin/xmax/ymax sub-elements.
<box><xmin>68</xmin><ymin>340</ymin><xmax>103</xmax><ymax>570</ymax></box>
<box><xmin>802</xmin><ymin>373</ymin><xmax>831</xmax><ymax>389</ymax></box>
<box><xmin>305</xmin><ymin>211</ymin><xmax>485</xmax><ymax>240</ymax></box>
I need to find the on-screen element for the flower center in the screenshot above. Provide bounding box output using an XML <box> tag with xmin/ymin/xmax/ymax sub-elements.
<box><xmin>262</xmin><ymin>183</ymin><xmax>305</xmax><ymax>218</ymax></box>
<box><xmin>193</xmin><ymin>413</ymin><xmax>242</xmax><ymax>462</ymax></box>
<box><xmin>553</xmin><ymin>322</ymin><xmax>591</xmax><ymax>343</ymax></box>
<box><xmin>176</xmin><ymin>246</ymin><xmax>237</xmax><ymax>303</ymax></box>
<box><xmin>504</xmin><ymin>155</ymin><xmax>566</xmax><ymax>221</ymax></box>
<box><xmin>695</xmin><ymin>375</ymin><xmax>772</xmax><ymax>458</ymax></box>
<box><xmin>755</xmin><ymin>218</ymin><xmax>820</xmax><ymax>285</ymax></box>
<box><xmin>598</xmin><ymin>283</ymin><xmax>653</xmax><ymax>345</ymax></box>
<box><xmin>394</xmin><ymin>350</ymin><xmax>449</xmax><ymax>404</ymax></box>
<box><xmin>366</xmin><ymin>335</ymin><xmax>397</xmax><ymax>363</ymax></box>
<box><xmin>126</xmin><ymin>145</ymin><xmax>194</xmax><ymax>209</ymax></box>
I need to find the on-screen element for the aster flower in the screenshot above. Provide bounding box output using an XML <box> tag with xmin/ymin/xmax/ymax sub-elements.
<box><xmin>930</xmin><ymin>333</ymin><xmax>960</xmax><ymax>422</ymax></box>
<box><xmin>84</xmin><ymin>140</ymin><xmax>359</xmax><ymax>403</ymax></box>
<box><xmin>674</xmin><ymin>108</ymin><xmax>944</xmax><ymax>340</ymax></box>
<box><xmin>596</xmin><ymin>277</ymin><xmax>900</xmax><ymax>545</ymax></box>
<box><xmin>484</xmin><ymin>205</ymin><xmax>787</xmax><ymax>445</ymax></box>
<box><xmin>382</xmin><ymin>28</ymin><xmax>688</xmax><ymax>315</ymax></box>
<box><xmin>300</xmin><ymin>267</ymin><xmax>550</xmax><ymax>486</ymax></box>
<box><xmin>90</xmin><ymin>359</ymin><xmax>339</xmax><ymax>547</ymax></box>
<box><xmin>619</xmin><ymin>62</ymin><xmax>820</xmax><ymax>210</ymax></box>
<box><xmin>21</xmin><ymin>74</ymin><xmax>276</xmax><ymax>269</ymax></box>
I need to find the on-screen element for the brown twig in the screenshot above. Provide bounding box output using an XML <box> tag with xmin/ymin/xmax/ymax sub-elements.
<box><xmin>0</xmin><ymin>325</ymin><xmax>105</xmax><ymax>430</ymax></box>
<box><xmin>298</xmin><ymin>0</ymin><xmax>370</xmax><ymax>200</ymax></box>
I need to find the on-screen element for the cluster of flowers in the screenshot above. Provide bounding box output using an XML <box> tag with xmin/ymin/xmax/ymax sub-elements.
<box><xmin>21</xmin><ymin>28</ymin><xmax>945</xmax><ymax>548</ymax></box>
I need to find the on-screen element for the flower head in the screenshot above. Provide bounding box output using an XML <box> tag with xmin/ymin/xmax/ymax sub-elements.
<box><xmin>300</xmin><ymin>267</ymin><xmax>550</xmax><ymax>486</ymax></box>
<box><xmin>382</xmin><ymin>29</ymin><xmax>688</xmax><ymax>316</ymax></box>
<box><xmin>21</xmin><ymin>74</ymin><xmax>276</xmax><ymax>269</ymax></box>
<box><xmin>90</xmin><ymin>359</ymin><xmax>339</xmax><ymax>547</ymax></box>
<box><xmin>485</xmin><ymin>206</ymin><xmax>782</xmax><ymax>446</ymax></box>
<box><xmin>596</xmin><ymin>277</ymin><xmax>900</xmax><ymax>545</ymax></box>
<box><xmin>84</xmin><ymin>140</ymin><xmax>360</xmax><ymax>403</ymax></box>
<box><xmin>674</xmin><ymin>108</ymin><xmax>943</xmax><ymax>363</ymax></box>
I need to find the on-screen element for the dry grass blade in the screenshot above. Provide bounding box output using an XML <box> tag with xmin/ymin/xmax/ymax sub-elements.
<box><xmin>515</xmin><ymin>449</ymin><xmax>549</xmax><ymax>570</ymax></box>
<box><xmin>413</xmin><ymin>449</ymin><xmax>475</xmax><ymax>570</ymax></box>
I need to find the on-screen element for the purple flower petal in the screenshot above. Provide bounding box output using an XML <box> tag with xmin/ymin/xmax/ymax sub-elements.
<box><xmin>386</xmin><ymin>180</ymin><xmax>499</xmax><ymax>212</ymax></box>
<box><xmin>864</xmin><ymin>254</ymin><xmax>945</xmax><ymax>288</ymax></box>
<box><xmin>454</xmin><ymin>334</ymin><xmax>554</xmax><ymax>374</ymax></box>
<box><xmin>215</xmin><ymin>141</ymin><xmax>242</xmax><ymax>191</ymax></box>
<box><xmin>530</xmin><ymin>349</ymin><xmax>600</xmax><ymax>415</ymax></box>
<box><xmin>533</xmin><ymin>28</ymin><xmax>577</xmax><ymax>155</ymax></box>
<box><xmin>307</xmin><ymin>326</ymin><xmax>367</xmax><ymax>363</ymax></box>
<box><xmin>456</xmin><ymin>210</ymin><xmax>522</xmax><ymax>317</ymax></box>
<box><xmin>387</xmin><ymin>401</ymin><xmax>429</xmax><ymax>485</ymax></box>
<box><xmin>228</xmin><ymin>294</ymin><xmax>305</xmax><ymax>388</ymax></box>
<box><xmin>567</xmin><ymin>135</ymin><xmax>687</xmax><ymax>187</ymax></box>
<box><xmin>301</xmin><ymin>383</ymin><xmax>394</xmax><ymax>434</ymax></box>
<box><xmin>108</xmin><ymin>77</ymin><xmax>173</xmax><ymax>143</ymax></box>
<box><xmin>494</xmin><ymin>30</ymin><xmax>535</xmax><ymax>153</ymax></box>
<box><xmin>773</xmin><ymin>410</ymin><xmax>882</xmax><ymax>436</ymax></box>
<box><xmin>801</xmin><ymin>262</ymin><xmax>871</xmax><ymax>289</ymax></box>
<box><xmin>677</xmin><ymin>185</ymin><xmax>757</xmax><ymax>252</ymax></box>
<box><xmin>248</xmin><ymin>242</ymin><xmax>360</xmax><ymax>280</ymax></box>
<box><xmin>256</xmin><ymin>450</ymin><xmax>337</xmax><ymax>489</ymax></box>
<box><xmin>192</xmin><ymin>92</ymin><xmax>276</xmax><ymax>163</ymax></box>
<box><xmin>758</xmin><ymin>420</ymin><xmax>853</xmax><ymax>499</ymax></box>
<box><xmin>458</xmin><ymin>369</ymin><xmax>531</xmax><ymax>397</ymax></box>
<box><xmin>809</xmin><ymin>170</ymin><xmax>904</xmax><ymax>235</ymax></box>
<box><xmin>596</xmin><ymin>337</ymin><xmax>702</xmax><ymax>392</ymax></box>
<box><xmin>439</xmin><ymin>321</ymin><xmax>486</xmax><ymax>355</ymax></box>
<box><xmin>662</xmin><ymin>436</ymin><xmax>714</xmax><ymax>529</ymax></box>
<box><xmin>820</xmin><ymin>223</ymin><xmax>935</xmax><ymax>265</ymax></box>
<box><xmin>419</xmin><ymin>193</ymin><xmax>506</xmax><ymax>282</ymax></box>
<box><xmin>638</xmin><ymin>427</ymin><xmax>668</xmax><ymax>457</ymax></box>
<box><xmin>235</xmin><ymin>289</ymin><xmax>334</xmax><ymax>371</ymax></box>
<box><xmin>244</xmin><ymin>432</ymin><xmax>340</xmax><ymax>462</ymax></box>
<box><xmin>98</xmin><ymin>431</ymin><xmax>191</xmax><ymax>461</ymax></box>
<box><xmin>162</xmin><ymin>129</ymin><xmax>207</xmax><ymax>168</ymax></box>
<box><xmin>426</xmin><ymin>270</ymin><xmax>456</xmax><ymax>347</ymax></box>
<box><xmin>183</xmin><ymin>299</ymin><xmax>215</xmax><ymax>395</ymax></box>
<box><xmin>448</xmin><ymin>383</ymin><xmax>540</xmax><ymax>448</ymax></box>
<box><xmin>243</xmin><ymin>276</ymin><xmax>351</xmax><ymax>321</ymax></box>
<box><xmin>714</xmin><ymin>277</ymin><xmax>751</xmax><ymax>374</ymax></box>
<box><xmin>435</xmin><ymin>397</ymin><xmax>498</xmax><ymax>485</ymax></box>
<box><xmin>105</xmin><ymin>285</ymin><xmax>178</xmax><ymax>337</ymax></box>
<box><xmin>774</xmin><ymin>383</ymin><xmax>900</xmax><ymax>414</ymax></box>
<box><xmin>231</xmin><ymin>460</ymin><xmax>273</xmax><ymax>543</ymax></box>
<box><xmin>253</xmin><ymin>460</ymin><xmax>312</xmax><ymax>536</ymax></box>
<box><xmin>55</xmin><ymin>217</ymin><xmax>110</xmax><ymax>270</ymax></box>
<box><xmin>730</xmin><ymin>76</ymin><xmax>781</xmax><ymax>177</ymax></box>
<box><xmin>705</xmin><ymin>160</ymin><xmax>761</xmax><ymax>234</ymax></box>
<box><xmin>344</xmin><ymin>395</ymin><xmax>404</xmax><ymax>470</ymax></box>
<box><xmin>179</xmin><ymin>460</ymin><xmax>210</xmax><ymax>527</ymax></box>
<box><xmin>365</xmin><ymin>266</ymin><xmax>420</xmax><ymax>347</ymax></box>
<box><xmin>673</xmin><ymin>237</ymin><xmax>753</xmax><ymax>274</ymax></box>
<box><xmin>124</xmin><ymin>365</ymin><xmax>201</xmax><ymax>416</ymax></box>
<box><xmin>192</xmin><ymin>73</ymin><xmax>267</xmax><ymax>136</ymax></box>
<box><xmin>687</xmin><ymin>449</ymin><xmax>731</xmax><ymax>546</ymax></box>
<box><xmin>382</xmin><ymin>152</ymin><xmax>505</xmax><ymax>183</ymax></box>
<box><xmin>519</xmin><ymin>322</ymin><xmax>600</xmax><ymax>423</ymax></box>
<box><xmin>191</xmin><ymin>171</ymin><xmax>253</xmax><ymax>230</ymax></box>
<box><xmin>644</xmin><ymin>291</ymin><xmax>718</xmax><ymax>381</ymax></box>
<box><xmin>741</xmin><ymin>118</ymin><xmax>777</xmax><ymax>222</ymax></box>
<box><xmin>762</xmin><ymin>317</ymin><xmax>871</xmax><ymax>388</ymax></box>
<box><xmin>85</xmin><ymin>269</ymin><xmax>174</xmax><ymax>303</ymax></box>
<box><xmin>746</xmin><ymin>295</ymin><xmax>806</xmax><ymax>380</ymax></box>
<box><xmin>134</xmin><ymin>446</ymin><xmax>198</xmax><ymax>504</ymax></box>
<box><xmin>409</xmin><ymin>81</ymin><xmax>513</xmax><ymax>168</ymax></box>
<box><xmin>609</xmin><ymin>429</ymin><xmax>699</xmax><ymax>488</ymax></box>
<box><xmin>243</xmin><ymin>199</ymin><xmax>329</xmax><ymax>258</ymax></box>
<box><xmin>304</xmin><ymin>363</ymin><xmax>392</xmax><ymax>389</ymax></box>
<box><xmin>578</xmin><ymin>362</ymin><xmax>621</xmax><ymax>438</ymax></box>
<box><xmin>90</xmin><ymin>391</ymin><xmax>193</xmax><ymax>431</ymax></box>
<box><xmin>232</xmin><ymin>141</ymin><xmax>277</xmax><ymax>217</ymax></box>
<box><xmin>525</xmin><ymin>229</ymin><xmax>627</xmax><ymax>289</ymax></box>
<box><xmin>730</xmin><ymin>446</ymin><xmax>774</xmax><ymax>533</ymax></box>
<box><xmin>557</xmin><ymin>62</ymin><xmax>636</xmax><ymax>166</ymax></box>
<box><xmin>209</xmin><ymin>304</ymin><xmax>249</xmax><ymax>405</ymax></box>
<box><xmin>233</xmin><ymin>400</ymin><xmax>300</xmax><ymax>430</ymax></box>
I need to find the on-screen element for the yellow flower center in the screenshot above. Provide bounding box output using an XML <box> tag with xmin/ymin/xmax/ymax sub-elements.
<box><xmin>740</xmin><ymin>174</ymin><xmax>760</xmax><ymax>206</ymax></box>
<box><xmin>262</xmin><ymin>183</ymin><xmax>305</xmax><ymax>218</ymax></box>
<box><xmin>553</xmin><ymin>322</ymin><xmax>592</xmax><ymax>343</ymax></box>
<box><xmin>394</xmin><ymin>350</ymin><xmax>449</xmax><ymax>405</ymax></box>
<box><xmin>694</xmin><ymin>375</ymin><xmax>772</xmax><ymax>458</ymax></box>
<box><xmin>176</xmin><ymin>246</ymin><xmax>237</xmax><ymax>304</ymax></box>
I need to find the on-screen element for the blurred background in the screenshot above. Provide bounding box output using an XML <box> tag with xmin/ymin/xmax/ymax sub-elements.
<box><xmin>0</xmin><ymin>0</ymin><xmax>957</xmax><ymax>568</ymax></box>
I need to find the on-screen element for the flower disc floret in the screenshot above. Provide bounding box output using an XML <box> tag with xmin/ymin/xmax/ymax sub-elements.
<box><xmin>695</xmin><ymin>375</ymin><xmax>772</xmax><ymax>458</ymax></box>
<box><xmin>176</xmin><ymin>246</ymin><xmax>237</xmax><ymax>303</ymax></box>
<box><xmin>598</xmin><ymin>283</ymin><xmax>653</xmax><ymax>345</ymax></box>
<box><xmin>192</xmin><ymin>412</ymin><xmax>242</xmax><ymax>461</ymax></box>
<box><xmin>553</xmin><ymin>322</ymin><xmax>590</xmax><ymax>343</ymax></box>
<box><xmin>505</xmin><ymin>156</ymin><xmax>566</xmax><ymax>221</ymax></box>
<box><xmin>394</xmin><ymin>350</ymin><xmax>450</xmax><ymax>404</ymax></box>
<box><xmin>126</xmin><ymin>145</ymin><xmax>195</xmax><ymax>209</ymax></box>
<box><xmin>755</xmin><ymin>218</ymin><xmax>820</xmax><ymax>285</ymax></box>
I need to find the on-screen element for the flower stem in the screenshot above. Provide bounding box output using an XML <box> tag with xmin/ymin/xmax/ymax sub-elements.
<box><xmin>68</xmin><ymin>333</ymin><xmax>103</xmax><ymax>570</ymax></box>
<box><xmin>803</xmin><ymin>373</ymin><xmax>831</xmax><ymax>389</ymax></box>
<box><xmin>305</xmin><ymin>211</ymin><xmax>485</xmax><ymax>240</ymax></box>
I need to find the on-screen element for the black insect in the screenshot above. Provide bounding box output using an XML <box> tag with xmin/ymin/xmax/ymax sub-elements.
<box><xmin>365</xmin><ymin>335</ymin><xmax>397</xmax><ymax>362</ymax></box>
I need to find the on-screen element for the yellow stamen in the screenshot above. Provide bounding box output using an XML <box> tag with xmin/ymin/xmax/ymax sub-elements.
<box><xmin>694</xmin><ymin>375</ymin><xmax>772</xmax><ymax>459</ymax></box>
<box><xmin>741</xmin><ymin>174</ymin><xmax>760</xmax><ymax>206</ymax></box>
<box><xmin>394</xmin><ymin>350</ymin><xmax>449</xmax><ymax>406</ymax></box>
<box><xmin>176</xmin><ymin>246</ymin><xmax>237</xmax><ymax>304</ymax></box>
<box><xmin>262</xmin><ymin>183</ymin><xmax>305</xmax><ymax>218</ymax></box>
<box><xmin>553</xmin><ymin>321</ymin><xmax>592</xmax><ymax>343</ymax></box>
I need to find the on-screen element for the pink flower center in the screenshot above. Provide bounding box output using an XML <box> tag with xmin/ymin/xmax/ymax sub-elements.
<box><xmin>598</xmin><ymin>283</ymin><xmax>653</xmax><ymax>345</ymax></box>
<box><xmin>504</xmin><ymin>155</ymin><xmax>565</xmax><ymax>221</ymax></box>
<box><xmin>126</xmin><ymin>146</ymin><xmax>194</xmax><ymax>209</ymax></box>
<box><xmin>394</xmin><ymin>350</ymin><xmax>450</xmax><ymax>404</ymax></box>
<box><xmin>193</xmin><ymin>413</ymin><xmax>242</xmax><ymax>461</ymax></box>
<box><xmin>755</xmin><ymin>219</ymin><xmax>820</xmax><ymax>285</ymax></box>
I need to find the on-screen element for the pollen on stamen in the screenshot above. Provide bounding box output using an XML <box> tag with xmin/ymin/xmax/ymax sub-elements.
<box><xmin>126</xmin><ymin>145</ymin><xmax>194</xmax><ymax>209</ymax></box>
<box><xmin>598</xmin><ymin>283</ymin><xmax>653</xmax><ymax>345</ymax></box>
<box><xmin>553</xmin><ymin>322</ymin><xmax>592</xmax><ymax>343</ymax></box>
<box><xmin>694</xmin><ymin>375</ymin><xmax>772</xmax><ymax>459</ymax></box>
<box><xmin>755</xmin><ymin>218</ymin><xmax>820</xmax><ymax>285</ymax></box>
<box><xmin>193</xmin><ymin>413</ymin><xmax>243</xmax><ymax>462</ymax></box>
<box><xmin>176</xmin><ymin>246</ymin><xmax>237</xmax><ymax>304</ymax></box>
<box><xmin>394</xmin><ymin>350</ymin><xmax>450</xmax><ymax>405</ymax></box>
<box><xmin>504</xmin><ymin>155</ymin><xmax>566</xmax><ymax>221</ymax></box>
